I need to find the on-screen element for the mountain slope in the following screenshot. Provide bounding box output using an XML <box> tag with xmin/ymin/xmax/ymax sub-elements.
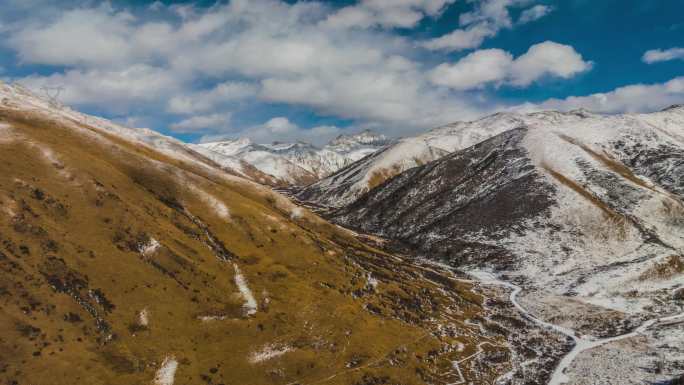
<box><xmin>198</xmin><ymin>139</ymin><xmax>319</xmax><ymax>186</ymax></box>
<box><xmin>0</xmin><ymin>83</ymin><xmax>564</xmax><ymax>385</ymax></box>
<box><xmin>200</xmin><ymin>131</ymin><xmax>389</xmax><ymax>187</ymax></box>
<box><xmin>333</xmin><ymin>107</ymin><xmax>684</xmax><ymax>383</ymax></box>
<box><xmin>297</xmin><ymin>110</ymin><xmax>594</xmax><ymax>208</ymax></box>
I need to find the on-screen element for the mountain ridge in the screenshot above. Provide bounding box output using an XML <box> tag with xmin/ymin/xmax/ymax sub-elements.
<box><xmin>199</xmin><ymin>129</ymin><xmax>391</xmax><ymax>186</ymax></box>
<box><xmin>329</xmin><ymin>106</ymin><xmax>684</xmax><ymax>383</ymax></box>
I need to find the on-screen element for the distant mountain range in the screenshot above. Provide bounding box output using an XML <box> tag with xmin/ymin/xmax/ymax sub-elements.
<box><xmin>197</xmin><ymin>130</ymin><xmax>391</xmax><ymax>186</ymax></box>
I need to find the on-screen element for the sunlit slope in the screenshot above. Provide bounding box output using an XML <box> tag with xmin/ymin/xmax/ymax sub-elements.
<box><xmin>0</xmin><ymin>94</ymin><xmax>520</xmax><ymax>384</ymax></box>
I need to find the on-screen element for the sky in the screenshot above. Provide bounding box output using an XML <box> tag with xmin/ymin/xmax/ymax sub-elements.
<box><xmin>0</xmin><ymin>0</ymin><xmax>682</xmax><ymax>145</ymax></box>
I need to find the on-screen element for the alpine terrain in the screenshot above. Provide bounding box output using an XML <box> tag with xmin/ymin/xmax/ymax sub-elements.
<box><xmin>328</xmin><ymin>107</ymin><xmax>684</xmax><ymax>384</ymax></box>
<box><xmin>0</xmin><ymin>83</ymin><xmax>577</xmax><ymax>385</ymax></box>
<box><xmin>297</xmin><ymin>111</ymin><xmax>592</xmax><ymax>208</ymax></box>
<box><xmin>199</xmin><ymin>130</ymin><xmax>390</xmax><ymax>187</ymax></box>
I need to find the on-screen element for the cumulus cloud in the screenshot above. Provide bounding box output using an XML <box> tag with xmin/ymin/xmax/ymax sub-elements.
<box><xmin>642</xmin><ymin>47</ymin><xmax>684</xmax><ymax>64</ymax></box>
<box><xmin>9</xmin><ymin>5</ymin><xmax>139</xmax><ymax>67</ymax></box>
<box><xmin>422</xmin><ymin>0</ymin><xmax>549</xmax><ymax>52</ymax></box>
<box><xmin>429</xmin><ymin>49</ymin><xmax>513</xmax><ymax>90</ymax></box>
<box><xmin>430</xmin><ymin>41</ymin><xmax>592</xmax><ymax>90</ymax></box>
<box><xmin>17</xmin><ymin>65</ymin><xmax>183</xmax><ymax>113</ymax></box>
<box><xmin>509</xmin><ymin>41</ymin><xmax>593</xmax><ymax>86</ymax></box>
<box><xmin>513</xmin><ymin>76</ymin><xmax>684</xmax><ymax>114</ymax></box>
<box><xmin>200</xmin><ymin>117</ymin><xmax>343</xmax><ymax>146</ymax></box>
<box><xmin>171</xmin><ymin>113</ymin><xmax>232</xmax><ymax>133</ymax></box>
<box><xmin>518</xmin><ymin>5</ymin><xmax>552</xmax><ymax>24</ymax></box>
<box><xmin>167</xmin><ymin>82</ymin><xmax>258</xmax><ymax>115</ymax></box>
<box><xmin>421</xmin><ymin>23</ymin><xmax>497</xmax><ymax>51</ymax></box>
<box><xmin>323</xmin><ymin>0</ymin><xmax>455</xmax><ymax>29</ymax></box>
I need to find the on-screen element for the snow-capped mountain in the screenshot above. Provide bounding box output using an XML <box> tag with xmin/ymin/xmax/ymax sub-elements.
<box><xmin>199</xmin><ymin>130</ymin><xmax>390</xmax><ymax>186</ymax></box>
<box><xmin>297</xmin><ymin>110</ymin><xmax>593</xmax><ymax>208</ymax></box>
<box><xmin>325</xmin><ymin>129</ymin><xmax>392</xmax><ymax>161</ymax></box>
<box><xmin>331</xmin><ymin>106</ymin><xmax>684</xmax><ymax>383</ymax></box>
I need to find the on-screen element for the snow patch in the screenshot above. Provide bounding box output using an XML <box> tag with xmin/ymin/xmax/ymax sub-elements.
<box><xmin>367</xmin><ymin>273</ymin><xmax>379</xmax><ymax>290</ymax></box>
<box><xmin>290</xmin><ymin>206</ymin><xmax>304</xmax><ymax>220</ymax></box>
<box><xmin>31</xmin><ymin>143</ymin><xmax>73</xmax><ymax>179</ymax></box>
<box><xmin>233</xmin><ymin>263</ymin><xmax>257</xmax><ymax>316</ymax></box>
<box><xmin>154</xmin><ymin>356</ymin><xmax>178</xmax><ymax>385</ymax></box>
<box><xmin>190</xmin><ymin>186</ymin><xmax>231</xmax><ymax>221</ymax></box>
<box><xmin>140</xmin><ymin>238</ymin><xmax>161</xmax><ymax>256</ymax></box>
<box><xmin>248</xmin><ymin>343</ymin><xmax>293</xmax><ymax>364</ymax></box>
<box><xmin>138</xmin><ymin>308</ymin><xmax>149</xmax><ymax>327</ymax></box>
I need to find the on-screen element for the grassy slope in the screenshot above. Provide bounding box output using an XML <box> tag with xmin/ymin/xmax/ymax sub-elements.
<box><xmin>0</xmin><ymin>109</ymin><xmax>511</xmax><ymax>385</ymax></box>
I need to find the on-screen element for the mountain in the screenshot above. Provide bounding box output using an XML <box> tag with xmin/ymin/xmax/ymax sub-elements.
<box><xmin>331</xmin><ymin>106</ymin><xmax>684</xmax><ymax>383</ymax></box>
<box><xmin>199</xmin><ymin>130</ymin><xmax>390</xmax><ymax>187</ymax></box>
<box><xmin>0</xmin><ymin>82</ymin><xmax>573</xmax><ymax>385</ymax></box>
<box><xmin>196</xmin><ymin>139</ymin><xmax>319</xmax><ymax>186</ymax></box>
<box><xmin>325</xmin><ymin>129</ymin><xmax>393</xmax><ymax>161</ymax></box>
<box><xmin>296</xmin><ymin>110</ymin><xmax>594</xmax><ymax>208</ymax></box>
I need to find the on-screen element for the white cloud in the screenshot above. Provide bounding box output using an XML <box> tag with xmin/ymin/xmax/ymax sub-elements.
<box><xmin>168</xmin><ymin>82</ymin><xmax>258</xmax><ymax>115</ymax></box>
<box><xmin>324</xmin><ymin>0</ymin><xmax>455</xmax><ymax>29</ymax></box>
<box><xmin>513</xmin><ymin>76</ymin><xmax>684</xmax><ymax>114</ymax></box>
<box><xmin>17</xmin><ymin>65</ymin><xmax>182</xmax><ymax>113</ymax></box>
<box><xmin>429</xmin><ymin>49</ymin><xmax>513</xmax><ymax>90</ymax></box>
<box><xmin>642</xmin><ymin>47</ymin><xmax>684</xmax><ymax>64</ymax></box>
<box><xmin>9</xmin><ymin>5</ymin><xmax>139</xmax><ymax>67</ymax></box>
<box><xmin>171</xmin><ymin>113</ymin><xmax>232</xmax><ymax>133</ymax></box>
<box><xmin>518</xmin><ymin>4</ymin><xmax>552</xmax><ymax>24</ymax></box>
<box><xmin>509</xmin><ymin>41</ymin><xmax>592</xmax><ymax>86</ymax></box>
<box><xmin>430</xmin><ymin>41</ymin><xmax>592</xmax><ymax>89</ymax></box>
<box><xmin>422</xmin><ymin>0</ymin><xmax>551</xmax><ymax>52</ymax></box>
<box><xmin>200</xmin><ymin>117</ymin><xmax>344</xmax><ymax>146</ymax></box>
<box><xmin>421</xmin><ymin>23</ymin><xmax>497</xmax><ymax>51</ymax></box>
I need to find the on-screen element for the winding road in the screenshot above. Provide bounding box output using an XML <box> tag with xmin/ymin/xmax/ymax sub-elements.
<box><xmin>466</xmin><ymin>270</ymin><xmax>684</xmax><ymax>385</ymax></box>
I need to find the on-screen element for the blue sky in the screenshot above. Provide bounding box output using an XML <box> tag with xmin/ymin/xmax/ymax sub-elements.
<box><xmin>1</xmin><ymin>0</ymin><xmax>682</xmax><ymax>145</ymax></box>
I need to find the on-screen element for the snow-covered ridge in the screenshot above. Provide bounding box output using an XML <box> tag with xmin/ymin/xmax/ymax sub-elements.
<box><xmin>0</xmin><ymin>82</ymin><xmax>266</xmax><ymax>185</ymax></box>
<box><xmin>297</xmin><ymin>109</ymin><xmax>600</xmax><ymax>208</ymax></box>
<box><xmin>199</xmin><ymin>129</ymin><xmax>390</xmax><ymax>186</ymax></box>
<box><xmin>331</xmin><ymin>107</ymin><xmax>684</xmax><ymax>383</ymax></box>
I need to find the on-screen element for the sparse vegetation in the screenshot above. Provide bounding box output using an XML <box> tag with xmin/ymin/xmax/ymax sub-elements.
<box><xmin>0</xmin><ymin>104</ymin><xmax>513</xmax><ymax>385</ymax></box>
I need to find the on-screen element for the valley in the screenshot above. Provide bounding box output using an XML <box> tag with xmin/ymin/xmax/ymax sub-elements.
<box><xmin>0</xmin><ymin>83</ymin><xmax>566</xmax><ymax>385</ymax></box>
<box><xmin>1</xmin><ymin>83</ymin><xmax>682</xmax><ymax>384</ymax></box>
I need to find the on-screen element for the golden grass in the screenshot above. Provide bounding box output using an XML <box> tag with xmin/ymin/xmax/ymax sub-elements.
<box><xmin>0</xmin><ymin>109</ymin><xmax>509</xmax><ymax>385</ymax></box>
<box><xmin>639</xmin><ymin>255</ymin><xmax>684</xmax><ymax>281</ymax></box>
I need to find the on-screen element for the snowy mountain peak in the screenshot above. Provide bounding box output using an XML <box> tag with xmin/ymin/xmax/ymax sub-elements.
<box><xmin>198</xmin><ymin>131</ymin><xmax>388</xmax><ymax>186</ymax></box>
<box><xmin>200</xmin><ymin>138</ymin><xmax>254</xmax><ymax>157</ymax></box>
<box><xmin>264</xmin><ymin>140</ymin><xmax>318</xmax><ymax>153</ymax></box>
<box><xmin>327</xmin><ymin>129</ymin><xmax>389</xmax><ymax>148</ymax></box>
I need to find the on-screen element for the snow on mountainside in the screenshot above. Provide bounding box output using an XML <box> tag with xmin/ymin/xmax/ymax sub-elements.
<box><xmin>333</xmin><ymin>106</ymin><xmax>684</xmax><ymax>384</ymax></box>
<box><xmin>297</xmin><ymin>110</ymin><xmax>593</xmax><ymax>208</ymax></box>
<box><xmin>0</xmin><ymin>83</ymin><xmax>277</xmax><ymax>186</ymax></box>
<box><xmin>199</xmin><ymin>129</ymin><xmax>390</xmax><ymax>186</ymax></box>
<box><xmin>200</xmin><ymin>139</ymin><xmax>319</xmax><ymax>186</ymax></box>
<box><xmin>325</xmin><ymin>129</ymin><xmax>392</xmax><ymax>161</ymax></box>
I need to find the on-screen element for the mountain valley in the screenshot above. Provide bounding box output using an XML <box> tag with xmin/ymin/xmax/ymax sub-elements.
<box><xmin>1</xmin><ymin>83</ymin><xmax>682</xmax><ymax>385</ymax></box>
